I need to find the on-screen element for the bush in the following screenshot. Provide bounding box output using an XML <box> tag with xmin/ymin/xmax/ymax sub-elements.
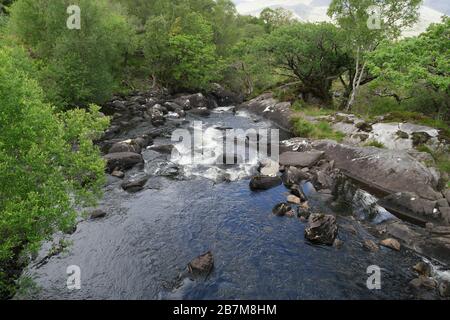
<box><xmin>0</xmin><ymin>44</ymin><xmax>108</xmax><ymax>298</ymax></box>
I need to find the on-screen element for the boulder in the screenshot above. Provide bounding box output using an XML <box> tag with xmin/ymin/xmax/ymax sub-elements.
<box><xmin>210</xmin><ymin>83</ymin><xmax>243</xmax><ymax>106</ymax></box>
<box><xmin>281</xmin><ymin>166</ymin><xmax>309</xmax><ymax>188</ymax></box>
<box><xmin>290</xmin><ymin>184</ymin><xmax>307</xmax><ymax>202</ymax></box>
<box><xmin>272</xmin><ymin>203</ymin><xmax>293</xmax><ymax>217</ymax></box>
<box><xmin>189</xmin><ymin>108</ymin><xmax>211</xmax><ymax>117</ymax></box>
<box><xmin>188</xmin><ymin>251</ymin><xmax>214</xmax><ymax>276</ymax></box>
<box><xmin>90</xmin><ymin>209</ymin><xmax>107</xmax><ymax>219</ymax></box>
<box><xmin>249</xmin><ymin>176</ymin><xmax>282</xmax><ymax>191</ymax></box>
<box><xmin>111</xmin><ymin>170</ymin><xmax>125</xmax><ymax>179</ymax></box>
<box><xmin>413</xmin><ymin>262</ymin><xmax>432</xmax><ymax>277</ymax></box>
<box><xmin>149</xmin><ymin>144</ymin><xmax>174</xmax><ymax>155</ymax></box>
<box><xmin>104</xmin><ymin>152</ymin><xmax>143</xmax><ymax>173</ymax></box>
<box><xmin>313</xmin><ymin>141</ymin><xmax>442</xmax><ymax>201</ymax></box>
<box><xmin>439</xmin><ymin>281</ymin><xmax>450</xmax><ymax>297</ymax></box>
<box><xmin>409</xmin><ymin>276</ymin><xmax>437</xmax><ymax>290</ymax></box>
<box><xmin>380</xmin><ymin>238</ymin><xmax>401</xmax><ymax>251</ymax></box>
<box><xmin>287</xmin><ymin>195</ymin><xmax>301</xmax><ymax>205</ymax></box>
<box><xmin>305</xmin><ymin>213</ymin><xmax>338</xmax><ymax>246</ymax></box>
<box><xmin>279</xmin><ymin>151</ymin><xmax>324</xmax><ymax>168</ymax></box>
<box><xmin>174</xmin><ymin>93</ymin><xmax>215</xmax><ymax>110</ymax></box>
<box><xmin>109</xmin><ymin>140</ymin><xmax>141</xmax><ymax>154</ymax></box>
<box><xmin>121</xmin><ymin>176</ymin><xmax>149</xmax><ymax>193</ymax></box>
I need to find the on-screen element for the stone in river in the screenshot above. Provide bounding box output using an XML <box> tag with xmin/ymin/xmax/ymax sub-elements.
<box><xmin>188</xmin><ymin>251</ymin><xmax>214</xmax><ymax>277</ymax></box>
<box><xmin>380</xmin><ymin>238</ymin><xmax>401</xmax><ymax>251</ymax></box>
<box><xmin>249</xmin><ymin>175</ymin><xmax>282</xmax><ymax>191</ymax></box>
<box><xmin>305</xmin><ymin>213</ymin><xmax>338</xmax><ymax>246</ymax></box>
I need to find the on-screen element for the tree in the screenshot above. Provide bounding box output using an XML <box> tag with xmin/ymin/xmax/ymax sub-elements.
<box><xmin>368</xmin><ymin>17</ymin><xmax>450</xmax><ymax>119</ymax></box>
<box><xmin>0</xmin><ymin>43</ymin><xmax>109</xmax><ymax>297</ymax></box>
<box><xmin>263</xmin><ymin>22</ymin><xmax>353</xmax><ymax>104</ymax></box>
<box><xmin>328</xmin><ymin>0</ymin><xmax>422</xmax><ymax>110</ymax></box>
<box><xmin>260</xmin><ymin>7</ymin><xmax>294</xmax><ymax>33</ymax></box>
<box><xmin>9</xmin><ymin>0</ymin><xmax>134</xmax><ymax>108</ymax></box>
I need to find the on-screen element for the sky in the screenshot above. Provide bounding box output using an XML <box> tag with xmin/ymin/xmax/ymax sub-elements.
<box><xmin>232</xmin><ymin>0</ymin><xmax>449</xmax><ymax>36</ymax></box>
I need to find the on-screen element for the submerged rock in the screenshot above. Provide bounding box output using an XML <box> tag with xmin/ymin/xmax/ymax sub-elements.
<box><xmin>272</xmin><ymin>203</ymin><xmax>293</xmax><ymax>217</ymax></box>
<box><xmin>305</xmin><ymin>214</ymin><xmax>338</xmax><ymax>246</ymax></box>
<box><xmin>188</xmin><ymin>251</ymin><xmax>214</xmax><ymax>277</ymax></box>
<box><xmin>249</xmin><ymin>175</ymin><xmax>282</xmax><ymax>191</ymax></box>
<box><xmin>380</xmin><ymin>238</ymin><xmax>401</xmax><ymax>251</ymax></box>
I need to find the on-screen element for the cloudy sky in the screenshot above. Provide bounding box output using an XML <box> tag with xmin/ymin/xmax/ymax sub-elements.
<box><xmin>232</xmin><ymin>0</ymin><xmax>449</xmax><ymax>36</ymax></box>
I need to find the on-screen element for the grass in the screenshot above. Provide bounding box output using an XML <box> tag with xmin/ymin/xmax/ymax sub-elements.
<box><xmin>292</xmin><ymin>117</ymin><xmax>345</xmax><ymax>142</ymax></box>
<box><xmin>363</xmin><ymin>140</ymin><xmax>386</xmax><ymax>148</ymax></box>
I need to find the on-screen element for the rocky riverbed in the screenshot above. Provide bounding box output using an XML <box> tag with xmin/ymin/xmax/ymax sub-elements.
<box><xmin>15</xmin><ymin>87</ymin><xmax>450</xmax><ymax>300</ymax></box>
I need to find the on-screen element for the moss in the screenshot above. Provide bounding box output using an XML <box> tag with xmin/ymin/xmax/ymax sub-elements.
<box><xmin>363</xmin><ymin>140</ymin><xmax>386</xmax><ymax>148</ymax></box>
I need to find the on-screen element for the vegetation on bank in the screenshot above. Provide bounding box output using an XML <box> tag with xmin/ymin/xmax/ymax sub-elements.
<box><xmin>0</xmin><ymin>0</ymin><xmax>448</xmax><ymax>298</ymax></box>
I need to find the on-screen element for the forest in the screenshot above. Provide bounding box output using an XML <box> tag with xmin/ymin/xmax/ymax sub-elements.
<box><xmin>0</xmin><ymin>0</ymin><xmax>449</xmax><ymax>299</ymax></box>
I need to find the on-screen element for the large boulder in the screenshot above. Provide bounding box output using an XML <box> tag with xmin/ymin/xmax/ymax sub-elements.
<box><xmin>279</xmin><ymin>151</ymin><xmax>324</xmax><ymax>167</ymax></box>
<box><xmin>104</xmin><ymin>152</ymin><xmax>143</xmax><ymax>173</ymax></box>
<box><xmin>313</xmin><ymin>141</ymin><xmax>442</xmax><ymax>201</ymax></box>
<box><xmin>305</xmin><ymin>213</ymin><xmax>338</xmax><ymax>245</ymax></box>
<box><xmin>174</xmin><ymin>93</ymin><xmax>217</xmax><ymax>110</ymax></box>
<box><xmin>210</xmin><ymin>83</ymin><xmax>243</xmax><ymax>106</ymax></box>
<box><xmin>250</xmin><ymin>175</ymin><xmax>282</xmax><ymax>191</ymax></box>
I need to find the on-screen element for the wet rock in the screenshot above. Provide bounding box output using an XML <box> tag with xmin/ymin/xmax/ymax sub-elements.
<box><xmin>121</xmin><ymin>176</ymin><xmax>149</xmax><ymax>193</ymax></box>
<box><xmin>439</xmin><ymin>280</ymin><xmax>450</xmax><ymax>297</ymax></box>
<box><xmin>259</xmin><ymin>159</ymin><xmax>279</xmax><ymax>177</ymax></box>
<box><xmin>378</xmin><ymin>192</ymin><xmax>437</xmax><ymax>223</ymax></box>
<box><xmin>281</xmin><ymin>166</ymin><xmax>309</xmax><ymax>188</ymax></box>
<box><xmin>90</xmin><ymin>209</ymin><xmax>107</xmax><ymax>219</ymax></box>
<box><xmin>363</xmin><ymin>240</ymin><xmax>379</xmax><ymax>252</ymax></box>
<box><xmin>174</xmin><ymin>93</ymin><xmax>213</xmax><ymax>110</ymax></box>
<box><xmin>149</xmin><ymin>144</ymin><xmax>174</xmax><ymax>155</ymax></box>
<box><xmin>189</xmin><ymin>108</ymin><xmax>211</xmax><ymax>117</ymax></box>
<box><xmin>249</xmin><ymin>176</ymin><xmax>282</xmax><ymax>191</ymax></box>
<box><xmin>305</xmin><ymin>214</ymin><xmax>338</xmax><ymax>246</ymax></box>
<box><xmin>290</xmin><ymin>184</ymin><xmax>307</xmax><ymax>202</ymax></box>
<box><xmin>111</xmin><ymin>170</ymin><xmax>125</xmax><ymax>179</ymax></box>
<box><xmin>409</xmin><ymin>276</ymin><xmax>437</xmax><ymax>290</ymax></box>
<box><xmin>104</xmin><ymin>152</ymin><xmax>143</xmax><ymax>173</ymax></box>
<box><xmin>380</xmin><ymin>238</ymin><xmax>401</xmax><ymax>251</ymax></box>
<box><xmin>333</xmin><ymin>239</ymin><xmax>344</xmax><ymax>249</ymax></box>
<box><xmin>210</xmin><ymin>83</ymin><xmax>242</xmax><ymax>106</ymax></box>
<box><xmin>279</xmin><ymin>151</ymin><xmax>324</xmax><ymax>168</ymax></box>
<box><xmin>163</xmin><ymin>102</ymin><xmax>180</xmax><ymax>112</ymax></box>
<box><xmin>188</xmin><ymin>251</ymin><xmax>214</xmax><ymax>277</ymax></box>
<box><xmin>272</xmin><ymin>203</ymin><xmax>293</xmax><ymax>217</ymax></box>
<box><xmin>413</xmin><ymin>262</ymin><xmax>432</xmax><ymax>277</ymax></box>
<box><xmin>109</xmin><ymin>140</ymin><xmax>141</xmax><ymax>154</ymax></box>
<box><xmin>287</xmin><ymin>195</ymin><xmax>301</xmax><ymax>205</ymax></box>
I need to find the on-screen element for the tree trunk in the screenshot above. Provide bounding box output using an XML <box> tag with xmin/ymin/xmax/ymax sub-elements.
<box><xmin>346</xmin><ymin>47</ymin><xmax>366</xmax><ymax>112</ymax></box>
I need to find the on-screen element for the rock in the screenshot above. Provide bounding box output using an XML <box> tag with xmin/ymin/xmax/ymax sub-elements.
<box><xmin>439</xmin><ymin>280</ymin><xmax>450</xmax><ymax>297</ymax></box>
<box><xmin>412</xmin><ymin>132</ymin><xmax>432</xmax><ymax>146</ymax></box>
<box><xmin>355</xmin><ymin>121</ymin><xmax>373</xmax><ymax>132</ymax></box>
<box><xmin>440</xmin><ymin>207</ymin><xmax>450</xmax><ymax>225</ymax></box>
<box><xmin>111</xmin><ymin>170</ymin><xmax>125</xmax><ymax>179</ymax></box>
<box><xmin>445</xmin><ymin>190</ymin><xmax>450</xmax><ymax>205</ymax></box>
<box><xmin>281</xmin><ymin>166</ymin><xmax>309</xmax><ymax>188</ymax></box>
<box><xmin>305</xmin><ymin>213</ymin><xmax>338</xmax><ymax>246</ymax></box>
<box><xmin>287</xmin><ymin>195</ymin><xmax>301</xmax><ymax>205</ymax></box>
<box><xmin>90</xmin><ymin>209</ymin><xmax>106</xmax><ymax>219</ymax></box>
<box><xmin>272</xmin><ymin>203</ymin><xmax>293</xmax><ymax>217</ymax></box>
<box><xmin>333</xmin><ymin>239</ymin><xmax>344</xmax><ymax>249</ymax></box>
<box><xmin>109</xmin><ymin>140</ymin><xmax>141</xmax><ymax>154</ymax></box>
<box><xmin>104</xmin><ymin>152</ymin><xmax>143</xmax><ymax>173</ymax></box>
<box><xmin>121</xmin><ymin>176</ymin><xmax>149</xmax><ymax>193</ymax></box>
<box><xmin>163</xmin><ymin>102</ymin><xmax>180</xmax><ymax>112</ymax></box>
<box><xmin>259</xmin><ymin>159</ymin><xmax>279</xmax><ymax>177</ymax></box>
<box><xmin>279</xmin><ymin>151</ymin><xmax>324</xmax><ymax>167</ymax></box>
<box><xmin>313</xmin><ymin>141</ymin><xmax>442</xmax><ymax>201</ymax></box>
<box><xmin>174</xmin><ymin>93</ymin><xmax>214</xmax><ymax>110</ymax></box>
<box><xmin>413</xmin><ymin>262</ymin><xmax>432</xmax><ymax>277</ymax></box>
<box><xmin>380</xmin><ymin>238</ymin><xmax>401</xmax><ymax>251</ymax></box>
<box><xmin>210</xmin><ymin>83</ymin><xmax>242</xmax><ymax>106</ymax></box>
<box><xmin>363</xmin><ymin>240</ymin><xmax>379</xmax><ymax>252</ymax></box>
<box><xmin>150</xmin><ymin>107</ymin><xmax>166</xmax><ymax>126</ymax></box>
<box><xmin>437</xmin><ymin>198</ymin><xmax>449</xmax><ymax>208</ymax></box>
<box><xmin>290</xmin><ymin>184</ymin><xmax>307</xmax><ymax>202</ymax></box>
<box><xmin>149</xmin><ymin>144</ymin><xmax>174</xmax><ymax>154</ymax></box>
<box><xmin>188</xmin><ymin>251</ymin><xmax>214</xmax><ymax>277</ymax></box>
<box><xmin>409</xmin><ymin>276</ymin><xmax>437</xmax><ymax>290</ymax></box>
<box><xmin>249</xmin><ymin>176</ymin><xmax>282</xmax><ymax>191</ymax></box>
<box><xmin>189</xmin><ymin>108</ymin><xmax>211</xmax><ymax>117</ymax></box>
<box><xmin>396</xmin><ymin>130</ymin><xmax>409</xmax><ymax>139</ymax></box>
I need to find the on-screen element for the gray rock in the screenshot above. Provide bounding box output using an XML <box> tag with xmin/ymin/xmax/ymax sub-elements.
<box><xmin>121</xmin><ymin>176</ymin><xmax>149</xmax><ymax>193</ymax></box>
<box><xmin>250</xmin><ymin>176</ymin><xmax>282</xmax><ymax>191</ymax></box>
<box><xmin>378</xmin><ymin>192</ymin><xmax>437</xmax><ymax>223</ymax></box>
<box><xmin>149</xmin><ymin>144</ymin><xmax>174</xmax><ymax>154</ymax></box>
<box><xmin>281</xmin><ymin>166</ymin><xmax>309</xmax><ymax>188</ymax></box>
<box><xmin>279</xmin><ymin>151</ymin><xmax>324</xmax><ymax>167</ymax></box>
<box><xmin>437</xmin><ymin>198</ymin><xmax>449</xmax><ymax>208</ymax></box>
<box><xmin>305</xmin><ymin>213</ymin><xmax>338</xmax><ymax>246</ymax></box>
<box><xmin>189</xmin><ymin>108</ymin><xmax>211</xmax><ymax>117</ymax></box>
<box><xmin>90</xmin><ymin>209</ymin><xmax>107</xmax><ymax>219</ymax></box>
<box><xmin>109</xmin><ymin>140</ymin><xmax>141</xmax><ymax>154</ymax></box>
<box><xmin>104</xmin><ymin>152</ymin><xmax>143</xmax><ymax>173</ymax></box>
<box><xmin>439</xmin><ymin>280</ymin><xmax>450</xmax><ymax>297</ymax></box>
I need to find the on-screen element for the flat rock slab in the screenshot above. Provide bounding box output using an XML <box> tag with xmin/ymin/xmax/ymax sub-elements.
<box><xmin>279</xmin><ymin>151</ymin><xmax>324</xmax><ymax>168</ymax></box>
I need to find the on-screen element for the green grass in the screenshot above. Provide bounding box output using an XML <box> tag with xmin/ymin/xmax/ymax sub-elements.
<box><xmin>363</xmin><ymin>141</ymin><xmax>386</xmax><ymax>148</ymax></box>
<box><xmin>292</xmin><ymin>117</ymin><xmax>345</xmax><ymax>142</ymax></box>
<box><xmin>291</xmin><ymin>100</ymin><xmax>336</xmax><ymax>116</ymax></box>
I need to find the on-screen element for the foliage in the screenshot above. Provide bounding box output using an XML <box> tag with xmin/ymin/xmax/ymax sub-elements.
<box><xmin>259</xmin><ymin>7</ymin><xmax>294</xmax><ymax>33</ymax></box>
<box><xmin>0</xmin><ymin>44</ymin><xmax>108</xmax><ymax>297</ymax></box>
<box><xmin>363</xmin><ymin>140</ymin><xmax>386</xmax><ymax>148</ymax></box>
<box><xmin>8</xmin><ymin>0</ymin><xmax>134</xmax><ymax>108</ymax></box>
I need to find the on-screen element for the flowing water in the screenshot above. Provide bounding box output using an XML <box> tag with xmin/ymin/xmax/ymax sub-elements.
<box><xmin>19</xmin><ymin>107</ymin><xmax>432</xmax><ymax>300</ymax></box>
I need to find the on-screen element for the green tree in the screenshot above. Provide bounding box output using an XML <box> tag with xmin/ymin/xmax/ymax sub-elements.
<box><xmin>0</xmin><ymin>43</ymin><xmax>109</xmax><ymax>297</ymax></box>
<box><xmin>328</xmin><ymin>0</ymin><xmax>422</xmax><ymax>110</ymax></box>
<box><xmin>9</xmin><ymin>0</ymin><xmax>134</xmax><ymax>108</ymax></box>
<box><xmin>259</xmin><ymin>7</ymin><xmax>294</xmax><ymax>33</ymax></box>
<box><xmin>368</xmin><ymin>17</ymin><xmax>450</xmax><ymax>119</ymax></box>
<box><xmin>263</xmin><ymin>22</ymin><xmax>353</xmax><ymax>104</ymax></box>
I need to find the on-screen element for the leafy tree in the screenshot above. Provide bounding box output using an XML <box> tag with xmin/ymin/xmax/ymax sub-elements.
<box><xmin>259</xmin><ymin>7</ymin><xmax>294</xmax><ymax>33</ymax></box>
<box><xmin>8</xmin><ymin>0</ymin><xmax>134</xmax><ymax>108</ymax></box>
<box><xmin>0</xmin><ymin>43</ymin><xmax>108</xmax><ymax>297</ymax></box>
<box><xmin>328</xmin><ymin>0</ymin><xmax>422</xmax><ymax>110</ymax></box>
<box><xmin>368</xmin><ymin>17</ymin><xmax>450</xmax><ymax>119</ymax></box>
<box><xmin>263</xmin><ymin>22</ymin><xmax>353</xmax><ymax>104</ymax></box>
